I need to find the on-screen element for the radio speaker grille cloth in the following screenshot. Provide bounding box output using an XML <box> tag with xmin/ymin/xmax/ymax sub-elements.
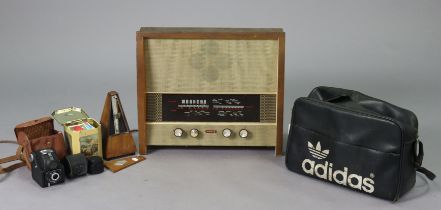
<box><xmin>145</xmin><ymin>39</ymin><xmax>279</xmax><ymax>93</ymax></box>
<box><xmin>146</xmin><ymin>93</ymin><xmax>162</xmax><ymax>122</ymax></box>
<box><xmin>260</xmin><ymin>94</ymin><xmax>276</xmax><ymax>123</ymax></box>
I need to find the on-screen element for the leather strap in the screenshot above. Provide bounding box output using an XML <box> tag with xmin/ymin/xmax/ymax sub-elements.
<box><xmin>415</xmin><ymin>140</ymin><xmax>436</xmax><ymax>180</ymax></box>
<box><xmin>0</xmin><ymin>140</ymin><xmax>26</xmax><ymax>174</ymax></box>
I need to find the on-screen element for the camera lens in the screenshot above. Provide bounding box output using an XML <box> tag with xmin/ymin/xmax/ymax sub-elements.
<box><xmin>51</xmin><ymin>172</ymin><xmax>60</xmax><ymax>181</ymax></box>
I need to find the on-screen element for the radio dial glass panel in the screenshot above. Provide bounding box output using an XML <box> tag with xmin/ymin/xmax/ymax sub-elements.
<box><xmin>162</xmin><ymin>94</ymin><xmax>260</xmax><ymax>122</ymax></box>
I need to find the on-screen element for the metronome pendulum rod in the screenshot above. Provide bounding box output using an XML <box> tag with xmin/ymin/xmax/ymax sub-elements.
<box><xmin>111</xmin><ymin>95</ymin><xmax>120</xmax><ymax>134</ymax></box>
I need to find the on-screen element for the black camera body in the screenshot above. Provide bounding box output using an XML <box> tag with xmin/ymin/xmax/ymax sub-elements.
<box><xmin>30</xmin><ymin>149</ymin><xmax>65</xmax><ymax>188</ymax></box>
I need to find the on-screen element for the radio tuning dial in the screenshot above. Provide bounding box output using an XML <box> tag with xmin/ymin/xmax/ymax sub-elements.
<box><xmin>174</xmin><ymin>128</ymin><xmax>184</xmax><ymax>137</ymax></box>
<box><xmin>190</xmin><ymin>129</ymin><xmax>199</xmax><ymax>138</ymax></box>
<box><xmin>239</xmin><ymin>129</ymin><xmax>249</xmax><ymax>138</ymax></box>
<box><xmin>222</xmin><ymin>129</ymin><xmax>232</xmax><ymax>138</ymax></box>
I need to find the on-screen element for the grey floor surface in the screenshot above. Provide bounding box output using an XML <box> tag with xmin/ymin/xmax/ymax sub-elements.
<box><xmin>1</xmin><ymin>134</ymin><xmax>440</xmax><ymax>210</ymax></box>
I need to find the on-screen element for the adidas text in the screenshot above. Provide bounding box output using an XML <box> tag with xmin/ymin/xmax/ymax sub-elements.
<box><xmin>301</xmin><ymin>159</ymin><xmax>375</xmax><ymax>193</ymax></box>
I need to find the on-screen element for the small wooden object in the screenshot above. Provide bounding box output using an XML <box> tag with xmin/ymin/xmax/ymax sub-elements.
<box><xmin>104</xmin><ymin>155</ymin><xmax>146</xmax><ymax>173</ymax></box>
<box><xmin>100</xmin><ymin>91</ymin><xmax>136</xmax><ymax>160</ymax></box>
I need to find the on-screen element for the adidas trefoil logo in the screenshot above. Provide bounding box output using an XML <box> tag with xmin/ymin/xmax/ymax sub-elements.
<box><xmin>307</xmin><ymin>141</ymin><xmax>329</xmax><ymax>160</ymax></box>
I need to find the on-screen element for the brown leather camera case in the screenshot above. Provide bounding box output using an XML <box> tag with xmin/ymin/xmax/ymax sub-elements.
<box><xmin>14</xmin><ymin>117</ymin><xmax>67</xmax><ymax>169</ymax></box>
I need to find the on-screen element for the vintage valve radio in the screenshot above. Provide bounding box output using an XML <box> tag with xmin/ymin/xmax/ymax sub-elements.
<box><xmin>136</xmin><ymin>27</ymin><xmax>285</xmax><ymax>155</ymax></box>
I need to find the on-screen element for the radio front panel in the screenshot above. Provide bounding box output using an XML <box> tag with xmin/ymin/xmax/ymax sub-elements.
<box><xmin>145</xmin><ymin>93</ymin><xmax>277</xmax><ymax>147</ymax></box>
<box><xmin>137</xmin><ymin>27</ymin><xmax>285</xmax><ymax>155</ymax></box>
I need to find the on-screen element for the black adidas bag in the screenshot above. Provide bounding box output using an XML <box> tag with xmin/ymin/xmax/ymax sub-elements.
<box><xmin>285</xmin><ymin>86</ymin><xmax>435</xmax><ymax>201</ymax></box>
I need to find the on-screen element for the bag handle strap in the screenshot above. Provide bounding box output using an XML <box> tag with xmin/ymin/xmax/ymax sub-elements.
<box><xmin>415</xmin><ymin>140</ymin><xmax>436</xmax><ymax>180</ymax></box>
<box><xmin>324</xmin><ymin>95</ymin><xmax>351</xmax><ymax>103</ymax></box>
<box><xmin>0</xmin><ymin>140</ymin><xmax>27</xmax><ymax>174</ymax></box>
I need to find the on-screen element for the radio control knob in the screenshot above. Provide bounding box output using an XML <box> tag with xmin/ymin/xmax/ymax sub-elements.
<box><xmin>222</xmin><ymin>129</ymin><xmax>232</xmax><ymax>138</ymax></box>
<box><xmin>190</xmin><ymin>129</ymin><xmax>199</xmax><ymax>138</ymax></box>
<box><xmin>174</xmin><ymin>128</ymin><xmax>184</xmax><ymax>137</ymax></box>
<box><xmin>239</xmin><ymin>129</ymin><xmax>249</xmax><ymax>138</ymax></box>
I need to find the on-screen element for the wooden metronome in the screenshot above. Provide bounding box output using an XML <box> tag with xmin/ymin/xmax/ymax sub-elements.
<box><xmin>100</xmin><ymin>91</ymin><xmax>137</xmax><ymax>160</ymax></box>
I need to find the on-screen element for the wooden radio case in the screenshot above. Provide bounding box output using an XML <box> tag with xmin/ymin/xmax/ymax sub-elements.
<box><xmin>137</xmin><ymin>27</ymin><xmax>285</xmax><ymax>155</ymax></box>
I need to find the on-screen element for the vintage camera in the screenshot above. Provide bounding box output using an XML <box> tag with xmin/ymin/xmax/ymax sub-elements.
<box><xmin>30</xmin><ymin>149</ymin><xmax>65</xmax><ymax>188</ymax></box>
